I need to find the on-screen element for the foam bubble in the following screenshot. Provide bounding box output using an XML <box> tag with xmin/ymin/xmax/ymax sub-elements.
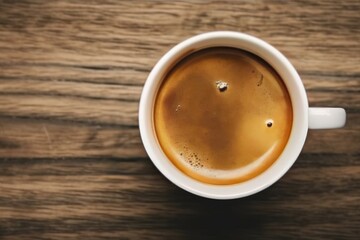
<box><xmin>266</xmin><ymin>119</ymin><xmax>273</xmax><ymax>128</ymax></box>
<box><xmin>179</xmin><ymin>147</ymin><xmax>207</xmax><ymax>170</ymax></box>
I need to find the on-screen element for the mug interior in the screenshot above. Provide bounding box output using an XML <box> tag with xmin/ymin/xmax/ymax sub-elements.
<box><xmin>139</xmin><ymin>31</ymin><xmax>308</xmax><ymax>199</ymax></box>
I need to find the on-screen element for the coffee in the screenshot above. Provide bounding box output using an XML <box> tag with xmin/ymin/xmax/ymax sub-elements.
<box><xmin>154</xmin><ymin>47</ymin><xmax>293</xmax><ymax>185</ymax></box>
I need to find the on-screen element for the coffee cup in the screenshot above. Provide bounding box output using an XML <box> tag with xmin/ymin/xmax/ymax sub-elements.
<box><xmin>139</xmin><ymin>31</ymin><xmax>346</xmax><ymax>199</ymax></box>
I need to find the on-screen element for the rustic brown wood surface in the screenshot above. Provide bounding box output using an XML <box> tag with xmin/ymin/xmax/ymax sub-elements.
<box><xmin>0</xmin><ymin>0</ymin><xmax>359</xmax><ymax>239</ymax></box>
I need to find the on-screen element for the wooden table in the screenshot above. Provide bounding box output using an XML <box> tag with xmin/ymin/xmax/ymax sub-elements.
<box><xmin>0</xmin><ymin>0</ymin><xmax>359</xmax><ymax>239</ymax></box>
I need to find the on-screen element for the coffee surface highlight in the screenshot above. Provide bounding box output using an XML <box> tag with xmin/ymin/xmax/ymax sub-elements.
<box><xmin>154</xmin><ymin>47</ymin><xmax>293</xmax><ymax>184</ymax></box>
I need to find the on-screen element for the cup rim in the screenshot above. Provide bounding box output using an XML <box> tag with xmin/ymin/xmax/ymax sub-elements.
<box><xmin>139</xmin><ymin>31</ymin><xmax>308</xmax><ymax>199</ymax></box>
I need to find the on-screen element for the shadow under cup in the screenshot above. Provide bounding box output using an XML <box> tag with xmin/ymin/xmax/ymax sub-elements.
<box><xmin>139</xmin><ymin>32</ymin><xmax>308</xmax><ymax>199</ymax></box>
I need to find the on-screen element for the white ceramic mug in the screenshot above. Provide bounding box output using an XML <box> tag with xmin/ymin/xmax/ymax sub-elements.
<box><xmin>139</xmin><ymin>31</ymin><xmax>346</xmax><ymax>199</ymax></box>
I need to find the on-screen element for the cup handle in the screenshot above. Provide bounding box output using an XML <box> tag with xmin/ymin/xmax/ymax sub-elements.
<box><xmin>308</xmin><ymin>107</ymin><xmax>346</xmax><ymax>129</ymax></box>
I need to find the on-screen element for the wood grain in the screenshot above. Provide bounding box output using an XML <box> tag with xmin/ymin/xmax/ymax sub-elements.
<box><xmin>0</xmin><ymin>0</ymin><xmax>359</xmax><ymax>239</ymax></box>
